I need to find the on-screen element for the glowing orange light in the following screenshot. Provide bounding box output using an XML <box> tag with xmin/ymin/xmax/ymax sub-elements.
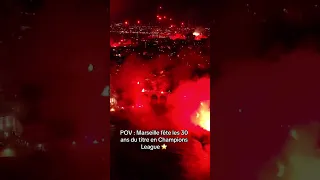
<box><xmin>137</xmin><ymin>20</ymin><xmax>140</xmax><ymax>24</ymax></box>
<box><xmin>157</xmin><ymin>15</ymin><xmax>159</xmax><ymax>18</ymax></box>
<box><xmin>164</xmin><ymin>16</ymin><xmax>166</xmax><ymax>19</ymax></box>
<box><xmin>110</xmin><ymin>97</ymin><xmax>117</xmax><ymax>106</ymax></box>
<box><xmin>181</xmin><ymin>22</ymin><xmax>184</xmax><ymax>26</ymax></box>
<box><xmin>192</xmin><ymin>101</ymin><xmax>210</xmax><ymax>131</ymax></box>
<box><xmin>158</xmin><ymin>17</ymin><xmax>162</xmax><ymax>20</ymax></box>
<box><xmin>124</xmin><ymin>21</ymin><xmax>128</xmax><ymax>25</ymax></box>
<box><xmin>193</xmin><ymin>32</ymin><xmax>200</xmax><ymax>36</ymax></box>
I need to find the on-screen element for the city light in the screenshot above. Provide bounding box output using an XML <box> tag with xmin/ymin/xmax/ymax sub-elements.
<box><xmin>137</xmin><ymin>20</ymin><xmax>140</xmax><ymax>24</ymax></box>
<box><xmin>124</xmin><ymin>21</ymin><xmax>128</xmax><ymax>25</ymax></box>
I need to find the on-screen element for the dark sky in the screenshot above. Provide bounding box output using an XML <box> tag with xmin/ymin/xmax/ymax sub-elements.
<box><xmin>109</xmin><ymin>0</ymin><xmax>317</xmax><ymax>25</ymax></box>
<box><xmin>110</xmin><ymin>0</ymin><xmax>212</xmax><ymax>24</ymax></box>
<box><xmin>5</xmin><ymin>0</ymin><xmax>110</xmax><ymax>139</ymax></box>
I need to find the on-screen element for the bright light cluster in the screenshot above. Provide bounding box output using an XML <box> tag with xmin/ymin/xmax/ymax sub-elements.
<box><xmin>192</xmin><ymin>101</ymin><xmax>210</xmax><ymax>131</ymax></box>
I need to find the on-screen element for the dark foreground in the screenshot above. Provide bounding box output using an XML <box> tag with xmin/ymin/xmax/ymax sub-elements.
<box><xmin>111</xmin><ymin>140</ymin><xmax>184</xmax><ymax>180</ymax></box>
<box><xmin>0</xmin><ymin>147</ymin><xmax>108</xmax><ymax>180</ymax></box>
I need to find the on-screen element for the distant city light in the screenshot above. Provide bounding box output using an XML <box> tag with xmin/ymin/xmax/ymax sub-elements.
<box><xmin>124</xmin><ymin>21</ymin><xmax>128</xmax><ymax>25</ymax></box>
<box><xmin>109</xmin><ymin>21</ymin><xmax>210</xmax><ymax>40</ymax></box>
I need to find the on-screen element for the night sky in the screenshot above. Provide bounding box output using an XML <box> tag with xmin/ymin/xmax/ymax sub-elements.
<box><xmin>110</xmin><ymin>0</ymin><xmax>212</xmax><ymax>25</ymax></box>
<box><xmin>1</xmin><ymin>0</ymin><xmax>109</xmax><ymax>138</ymax></box>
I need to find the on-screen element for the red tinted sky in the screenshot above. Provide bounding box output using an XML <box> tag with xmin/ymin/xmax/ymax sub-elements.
<box><xmin>110</xmin><ymin>0</ymin><xmax>212</xmax><ymax>24</ymax></box>
<box><xmin>13</xmin><ymin>0</ymin><xmax>109</xmax><ymax>138</ymax></box>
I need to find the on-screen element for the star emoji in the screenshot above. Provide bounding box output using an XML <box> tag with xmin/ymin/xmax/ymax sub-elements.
<box><xmin>161</xmin><ymin>144</ymin><xmax>167</xmax><ymax>150</ymax></box>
